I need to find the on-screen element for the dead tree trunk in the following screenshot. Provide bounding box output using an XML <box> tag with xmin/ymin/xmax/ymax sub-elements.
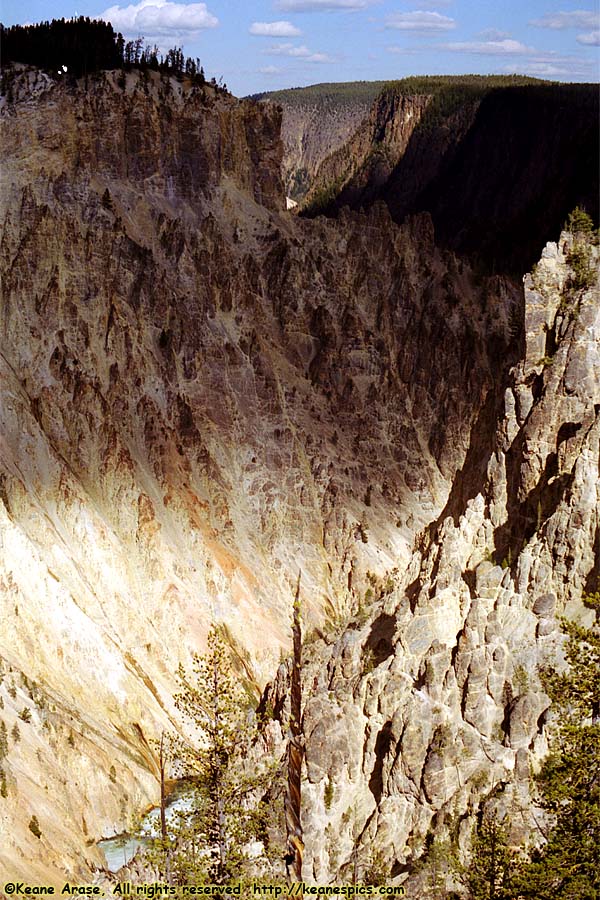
<box><xmin>159</xmin><ymin>731</ymin><xmax>167</xmax><ymax>842</ymax></box>
<box><xmin>285</xmin><ymin>573</ymin><xmax>304</xmax><ymax>882</ymax></box>
<box><xmin>158</xmin><ymin>731</ymin><xmax>172</xmax><ymax>884</ymax></box>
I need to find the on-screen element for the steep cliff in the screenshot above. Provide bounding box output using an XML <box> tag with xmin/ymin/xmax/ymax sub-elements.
<box><xmin>261</xmin><ymin>226</ymin><xmax>598</xmax><ymax>887</ymax></box>
<box><xmin>303</xmin><ymin>80</ymin><xmax>599</xmax><ymax>276</ymax></box>
<box><xmin>0</xmin><ymin>68</ymin><xmax>524</xmax><ymax>881</ymax></box>
<box><xmin>253</xmin><ymin>82</ymin><xmax>386</xmax><ymax>201</ymax></box>
<box><xmin>302</xmin><ymin>89</ymin><xmax>437</xmax><ymax>214</ymax></box>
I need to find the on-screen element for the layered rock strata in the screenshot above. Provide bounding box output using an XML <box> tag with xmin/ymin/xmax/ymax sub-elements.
<box><xmin>0</xmin><ymin>69</ymin><xmax>520</xmax><ymax>881</ymax></box>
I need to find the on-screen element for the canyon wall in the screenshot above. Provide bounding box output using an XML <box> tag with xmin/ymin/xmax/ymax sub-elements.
<box><xmin>0</xmin><ymin>69</ymin><xmax>525</xmax><ymax>881</ymax></box>
<box><xmin>253</xmin><ymin>82</ymin><xmax>386</xmax><ymax>200</ymax></box>
<box><xmin>303</xmin><ymin>82</ymin><xmax>599</xmax><ymax>276</ymax></box>
<box><xmin>276</xmin><ymin>229</ymin><xmax>599</xmax><ymax>887</ymax></box>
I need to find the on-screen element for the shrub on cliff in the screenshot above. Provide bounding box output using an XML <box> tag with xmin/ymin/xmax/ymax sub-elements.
<box><xmin>558</xmin><ymin>206</ymin><xmax>598</xmax><ymax>302</ymax></box>
<box><xmin>565</xmin><ymin>206</ymin><xmax>595</xmax><ymax>237</ymax></box>
<box><xmin>516</xmin><ymin>592</ymin><xmax>600</xmax><ymax>898</ymax></box>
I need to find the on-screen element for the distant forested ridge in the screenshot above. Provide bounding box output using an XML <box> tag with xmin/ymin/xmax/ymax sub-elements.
<box><xmin>251</xmin><ymin>75</ymin><xmax>545</xmax><ymax>119</ymax></box>
<box><xmin>0</xmin><ymin>17</ymin><xmax>215</xmax><ymax>86</ymax></box>
<box><xmin>250</xmin><ymin>80</ymin><xmax>391</xmax><ymax>108</ymax></box>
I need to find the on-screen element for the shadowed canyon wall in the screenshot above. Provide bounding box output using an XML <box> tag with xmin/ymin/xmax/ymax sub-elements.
<box><xmin>301</xmin><ymin>82</ymin><xmax>598</xmax><ymax>276</ymax></box>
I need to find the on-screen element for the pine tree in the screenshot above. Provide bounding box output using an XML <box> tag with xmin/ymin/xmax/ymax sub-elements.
<box><xmin>462</xmin><ymin>815</ymin><xmax>517</xmax><ymax>900</ymax></box>
<box><xmin>145</xmin><ymin>627</ymin><xmax>269</xmax><ymax>885</ymax></box>
<box><xmin>516</xmin><ymin>593</ymin><xmax>600</xmax><ymax>898</ymax></box>
<box><xmin>565</xmin><ymin>206</ymin><xmax>595</xmax><ymax>237</ymax></box>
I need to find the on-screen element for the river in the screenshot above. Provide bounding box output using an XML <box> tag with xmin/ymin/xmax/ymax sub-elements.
<box><xmin>97</xmin><ymin>791</ymin><xmax>193</xmax><ymax>873</ymax></box>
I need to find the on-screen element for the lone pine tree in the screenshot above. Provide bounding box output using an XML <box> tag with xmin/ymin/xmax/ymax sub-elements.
<box><xmin>146</xmin><ymin>627</ymin><xmax>269</xmax><ymax>885</ymax></box>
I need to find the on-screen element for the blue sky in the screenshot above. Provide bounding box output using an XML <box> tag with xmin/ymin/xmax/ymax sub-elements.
<box><xmin>2</xmin><ymin>0</ymin><xmax>599</xmax><ymax>95</ymax></box>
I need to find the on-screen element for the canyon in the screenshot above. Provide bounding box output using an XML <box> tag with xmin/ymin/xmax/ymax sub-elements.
<box><xmin>251</xmin><ymin>81</ymin><xmax>386</xmax><ymax>201</ymax></box>
<box><xmin>0</xmin><ymin>66</ymin><xmax>598</xmax><ymax>888</ymax></box>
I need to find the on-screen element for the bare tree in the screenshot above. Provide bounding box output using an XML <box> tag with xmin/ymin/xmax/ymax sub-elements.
<box><xmin>285</xmin><ymin>573</ymin><xmax>304</xmax><ymax>882</ymax></box>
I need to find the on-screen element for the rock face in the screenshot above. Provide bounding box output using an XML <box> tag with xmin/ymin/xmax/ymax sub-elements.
<box><xmin>0</xmin><ymin>69</ymin><xmax>527</xmax><ymax>881</ymax></box>
<box><xmin>276</xmin><ymin>229</ymin><xmax>599</xmax><ymax>886</ymax></box>
<box><xmin>304</xmin><ymin>82</ymin><xmax>599</xmax><ymax>276</ymax></box>
<box><xmin>303</xmin><ymin>90</ymin><xmax>436</xmax><ymax>217</ymax></box>
<box><xmin>253</xmin><ymin>82</ymin><xmax>387</xmax><ymax>201</ymax></box>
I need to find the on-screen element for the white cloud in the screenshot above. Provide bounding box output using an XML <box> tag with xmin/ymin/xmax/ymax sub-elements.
<box><xmin>385</xmin><ymin>46</ymin><xmax>423</xmax><ymax>54</ymax></box>
<box><xmin>478</xmin><ymin>28</ymin><xmax>512</xmax><ymax>41</ymax></box>
<box><xmin>259</xmin><ymin>65</ymin><xmax>283</xmax><ymax>74</ymax></box>
<box><xmin>577</xmin><ymin>29</ymin><xmax>600</xmax><ymax>43</ymax></box>
<box><xmin>265</xmin><ymin>41</ymin><xmax>334</xmax><ymax>61</ymax></box>
<box><xmin>399</xmin><ymin>0</ymin><xmax>452</xmax><ymax>6</ymax></box>
<box><xmin>250</xmin><ymin>21</ymin><xmax>302</xmax><ymax>36</ymax></box>
<box><xmin>275</xmin><ymin>0</ymin><xmax>374</xmax><ymax>10</ymax></box>
<box><xmin>385</xmin><ymin>11</ymin><xmax>456</xmax><ymax>31</ymax></box>
<box><xmin>529</xmin><ymin>9</ymin><xmax>598</xmax><ymax>29</ymax></box>
<box><xmin>505</xmin><ymin>51</ymin><xmax>595</xmax><ymax>77</ymax></box>
<box><xmin>101</xmin><ymin>0</ymin><xmax>218</xmax><ymax>37</ymax></box>
<box><xmin>441</xmin><ymin>38</ymin><xmax>534</xmax><ymax>54</ymax></box>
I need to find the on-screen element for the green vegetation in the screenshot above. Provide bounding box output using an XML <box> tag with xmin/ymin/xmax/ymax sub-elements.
<box><xmin>565</xmin><ymin>207</ymin><xmax>597</xmax><ymax>291</ymax></box>
<box><xmin>513</xmin><ymin>664</ymin><xmax>530</xmax><ymax>695</ymax></box>
<box><xmin>460</xmin><ymin>816</ymin><xmax>517</xmax><ymax>900</ymax></box>
<box><xmin>254</xmin><ymin>75</ymin><xmax>542</xmax><ymax>113</ymax></box>
<box><xmin>18</xmin><ymin>707</ymin><xmax>32</xmax><ymax>723</ymax></box>
<box><xmin>515</xmin><ymin>592</ymin><xmax>600</xmax><ymax>898</ymax></box>
<box><xmin>361</xmin><ymin>648</ymin><xmax>376</xmax><ymax>677</ymax></box>
<box><xmin>382</xmin><ymin>74</ymin><xmax>544</xmax><ymax>131</ymax></box>
<box><xmin>411</xmin><ymin>835</ymin><xmax>457</xmax><ymax>898</ymax></box>
<box><xmin>566</xmin><ymin>206</ymin><xmax>596</xmax><ymax>237</ymax></box>
<box><xmin>536</xmin><ymin>356</ymin><xmax>554</xmax><ymax>368</ymax></box>
<box><xmin>28</xmin><ymin>815</ymin><xmax>42</xmax><ymax>839</ymax></box>
<box><xmin>288</xmin><ymin>167</ymin><xmax>311</xmax><ymax>199</ymax></box>
<box><xmin>303</xmin><ymin>174</ymin><xmax>346</xmax><ymax>217</ymax></box>
<box><xmin>250</xmin><ymin>80</ymin><xmax>389</xmax><ymax>107</ymax></box>
<box><xmin>559</xmin><ymin>207</ymin><xmax>598</xmax><ymax>316</ymax></box>
<box><xmin>0</xmin><ymin>18</ymin><xmax>216</xmax><ymax>89</ymax></box>
<box><xmin>324</xmin><ymin>777</ymin><xmax>334</xmax><ymax>810</ymax></box>
<box><xmin>566</xmin><ymin>242</ymin><xmax>596</xmax><ymax>292</ymax></box>
<box><xmin>144</xmin><ymin>627</ymin><xmax>271</xmax><ymax>885</ymax></box>
<box><xmin>361</xmin><ymin>847</ymin><xmax>390</xmax><ymax>888</ymax></box>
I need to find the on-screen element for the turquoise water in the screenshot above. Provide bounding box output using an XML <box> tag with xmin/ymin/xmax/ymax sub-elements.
<box><xmin>97</xmin><ymin>834</ymin><xmax>147</xmax><ymax>872</ymax></box>
<box><xmin>97</xmin><ymin>793</ymin><xmax>193</xmax><ymax>872</ymax></box>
